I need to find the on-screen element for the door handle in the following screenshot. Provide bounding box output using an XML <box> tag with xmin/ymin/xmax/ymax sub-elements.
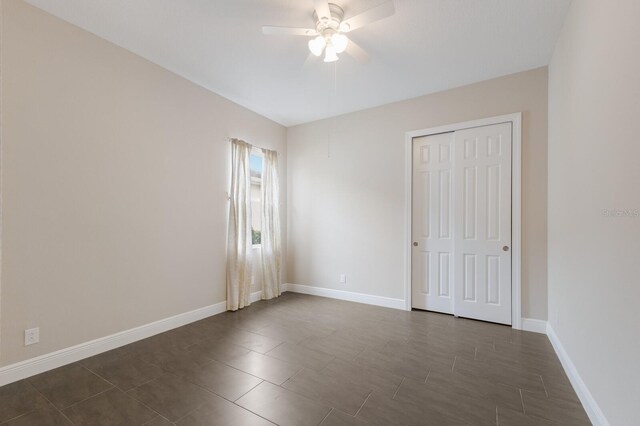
<box><xmin>413</xmin><ymin>242</ymin><xmax>418</xmax><ymax>247</ymax></box>
<box><xmin>502</xmin><ymin>246</ymin><xmax>510</xmax><ymax>252</ymax></box>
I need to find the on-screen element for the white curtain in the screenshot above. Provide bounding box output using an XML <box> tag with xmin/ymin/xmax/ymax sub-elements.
<box><xmin>260</xmin><ymin>149</ymin><xmax>282</xmax><ymax>300</ymax></box>
<box><xmin>226</xmin><ymin>139</ymin><xmax>253</xmax><ymax>311</ymax></box>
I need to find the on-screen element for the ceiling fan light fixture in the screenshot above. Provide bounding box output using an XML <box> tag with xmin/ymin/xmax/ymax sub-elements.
<box><xmin>331</xmin><ymin>33</ymin><xmax>348</xmax><ymax>53</ymax></box>
<box><xmin>324</xmin><ymin>44</ymin><xmax>339</xmax><ymax>62</ymax></box>
<box><xmin>263</xmin><ymin>0</ymin><xmax>396</xmax><ymax>65</ymax></box>
<box><xmin>308</xmin><ymin>35</ymin><xmax>326</xmax><ymax>56</ymax></box>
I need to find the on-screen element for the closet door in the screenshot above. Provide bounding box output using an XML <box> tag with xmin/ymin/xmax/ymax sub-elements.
<box><xmin>411</xmin><ymin>132</ymin><xmax>454</xmax><ymax>314</ymax></box>
<box><xmin>454</xmin><ymin>123</ymin><xmax>512</xmax><ymax>325</ymax></box>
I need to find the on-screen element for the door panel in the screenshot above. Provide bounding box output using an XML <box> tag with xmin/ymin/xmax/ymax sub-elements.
<box><xmin>454</xmin><ymin>123</ymin><xmax>512</xmax><ymax>324</ymax></box>
<box><xmin>412</xmin><ymin>132</ymin><xmax>454</xmax><ymax>313</ymax></box>
<box><xmin>412</xmin><ymin>123</ymin><xmax>512</xmax><ymax>324</ymax></box>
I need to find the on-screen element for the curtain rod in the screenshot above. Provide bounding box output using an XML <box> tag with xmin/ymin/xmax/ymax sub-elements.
<box><xmin>227</xmin><ymin>137</ymin><xmax>278</xmax><ymax>155</ymax></box>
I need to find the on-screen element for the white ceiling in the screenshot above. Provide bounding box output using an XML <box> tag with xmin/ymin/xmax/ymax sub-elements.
<box><xmin>25</xmin><ymin>0</ymin><xmax>571</xmax><ymax>126</ymax></box>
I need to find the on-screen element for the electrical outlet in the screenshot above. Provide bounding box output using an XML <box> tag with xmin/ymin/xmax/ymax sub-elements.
<box><xmin>24</xmin><ymin>328</ymin><xmax>39</xmax><ymax>346</ymax></box>
<box><xmin>339</xmin><ymin>274</ymin><xmax>347</xmax><ymax>284</ymax></box>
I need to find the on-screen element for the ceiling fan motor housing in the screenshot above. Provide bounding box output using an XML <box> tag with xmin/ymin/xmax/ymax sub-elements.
<box><xmin>313</xmin><ymin>3</ymin><xmax>346</xmax><ymax>35</ymax></box>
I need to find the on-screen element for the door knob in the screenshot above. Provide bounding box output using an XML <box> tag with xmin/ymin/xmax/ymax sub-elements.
<box><xmin>413</xmin><ymin>242</ymin><xmax>418</xmax><ymax>247</ymax></box>
<box><xmin>503</xmin><ymin>246</ymin><xmax>510</xmax><ymax>252</ymax></box>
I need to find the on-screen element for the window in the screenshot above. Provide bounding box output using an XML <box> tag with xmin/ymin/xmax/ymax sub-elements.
<box><xmin>250</xmin><ymin>151</ymin><xmax>263</xmax><ymax>246</ymax></box>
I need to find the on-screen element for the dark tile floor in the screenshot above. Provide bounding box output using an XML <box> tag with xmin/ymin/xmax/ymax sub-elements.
<box><xmin>0</xmin><ymin>293</ymin><xmax>591</xmax><ymax>425</ymax></box>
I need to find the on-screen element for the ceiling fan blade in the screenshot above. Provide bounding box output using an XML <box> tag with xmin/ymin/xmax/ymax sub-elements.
<box><xmin>313</xmin><ymin>0</ymin><xmax>332</xmax><ymax>21</ymax></box>
<box><xmin>345</xmin><ymin>39</ymin><xmax>369</xmax><ymax>63</ymax></box>
<box><xmin>262</xmin><ymin>26</ymin><xmax>317</xmax><ymax>36</ymax></box>
<box><xmin>342</xmin><ymin>1</ymin><xmax>395</xmax><ymax>32</ymax></box>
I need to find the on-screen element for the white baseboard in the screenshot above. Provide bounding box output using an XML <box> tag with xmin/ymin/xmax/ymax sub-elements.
<box><xmin>249</xmin><ymin>289</ymin><xmax>263</xmax><ymax>303</ymax></box>
<box><xmin>284</xmin><ymin>283</ymin><xmax>405</xmax><ymax>310</ymax></box>
<box><xmin>546</xmin><ymin>323</ymin><xmax>609</xmax><ymax>426</ymax></box>
<box><xmin>519</xmin><ymin>318</ymin><xmax>608</xmax><ymax>425</ymax></box>
<box><xmin>520</xmin><ymin>317</ymin><xmax>548</xmax><ymax>334</ymax></box>
<box><xmin>0</xmin><ymin>290</ymin><xmax>262</xmax><ymax>387</ymax></box>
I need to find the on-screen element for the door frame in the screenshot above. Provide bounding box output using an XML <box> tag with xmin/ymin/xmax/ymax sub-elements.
<box><xmin>403</xmin><ymin>113</ymin><xmax>523</xmax><ymax>329</ymax></box>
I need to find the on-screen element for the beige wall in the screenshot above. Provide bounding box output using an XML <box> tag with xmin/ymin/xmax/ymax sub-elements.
<box><xmin>287</xmin><ymin>67</ymin><xmax>548</xmax><ymax>320</ymax></box>
<box><xmin>0</xmin><ymin>0</ymin><xmax>3</xmax><ymax>359</ymax></box>
<box><xmin>548</xmin><ymin>1</ymin><xmax>640</xmax><ymax>424</ymax></box>
<box><xmin>0</xmin><ymin>0</ymin><xmax>286</xmax><ymax>366</ymax></box>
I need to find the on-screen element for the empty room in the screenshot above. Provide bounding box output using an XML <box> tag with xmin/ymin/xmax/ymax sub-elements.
<box><xmin>0</xmin><ymin>0</ymin><xmax>638</xmax><ymax>425</ymax></box>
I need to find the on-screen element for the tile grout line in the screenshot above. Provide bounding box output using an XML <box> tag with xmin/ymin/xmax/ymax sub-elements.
<box><xmin>25</xmin><ymin>381</ymin><xmax>77</xmax><ymax>425</ymax></box>
<box><xmin>538</xmin><ymin>374</ymin><xmax>549</xmax><ymax>398</ymax></box>
<box><xmin>233</xmin><ymin>380</ymin><xmax>264</xmax><ymax>403</ymax></box>
<box><xmin>142</xmin><ymin>414</ymin><xmax>174</xmax><ymax>426</ymax></box>
<box><xmin>171</xmin><ymin>399</ymin><xmax>211</xmax><ymax>424</ymax></box>
<box><xmin>62</xmin><ymin>386</ymin><xmax>114</xmax><ymax>411</ymax></box>
<box><xmin>281</xmin><ymin>366</ymin><xmax>304</xmax><ymax>387</ymax></box>
<box><xmin>318</xmin><ymin>407</ymin><xmax>334</xmax><ymax>426</ymax></box>
<box><xmin>169</xmin><ymin>371</ymin><xmax>268</xmax><ymax>426</ymax></box>
<box><xmin>263</xmin><ymin>340</ymin><xmax>286</xmax><ymax>356</ymax></box>
<box><xmin>126</xmin><ymin>395</ymin><xmax>175</xmax><ymax>424</ymax></box>
<box><xmin>166</xmin><ymin>370</ymin><xmax>249</xmax><ymax>405</ymax></box>
<box><xmin>222</xmin><ymin>363</ymin><xmax>268</xmax><ymax>383</ymax></box>
<box><xmin>230</xmin><ymin>395</ymin><xmax>288</xmax><ymax>425</ymax></box>
<box><xmin>122</xmin><ymin>375</ymin><xmax>189</xmax><ymax>422</ymax></box>
<box><xmin>0</xmin><ymin>409</ymin><xmax>39</xmax><ymax>425</ymax></box>
<box><xmin>149</xmin><ymin>349</ymin><xmax>319</xmax><ymax>424</ymax></box>
<box><xmin>392</xmin><ymin>377</ymin><xmax>405</xmax><ymax>400</ymax></box>
<box><xmin>423</xmin><ymin>368</ymin><xmax>431</xmax><ymax>384</ymax></box>
<box><xmin>172</xmin><ymin>397</ymin><xmax>215</xmax><ymax>425</ymax></box>
<box><xmin>354</xmin><ymin>391</ymin><xmax>373</xmax><ymax>417</ymax></box>
<box><xmin>167</xmin><ymin>378</ymin><xmax>271</xmax><ymax>426</ymax></box>
<box><xmin>127</xmin><ymin>374</ymin><xmax>162</xmax><ymax>390</ymax></box>
<box><xmin>0</xmin><ymin>382</ymin><xmax>51</xmax><ymax>425</ymax></box>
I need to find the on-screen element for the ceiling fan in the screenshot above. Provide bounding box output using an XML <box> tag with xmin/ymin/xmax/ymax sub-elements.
<box><xmin>262</xmin><ymin>0</ymin><xmax>395</xmax><ymax>63</ymax></box>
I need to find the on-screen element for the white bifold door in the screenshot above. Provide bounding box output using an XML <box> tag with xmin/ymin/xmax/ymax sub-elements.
<box><xmin>412</xmin><ymin>122</ymin><xmax>512</xmax><ymax>325</ymax></box>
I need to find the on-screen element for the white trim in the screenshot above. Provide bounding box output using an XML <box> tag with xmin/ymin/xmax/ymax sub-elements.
<box><xmin>250</xmin><ymin>289</ymin><xmax>263</xmax><ymax>303</ymax></box>
<box><xmin>547</xmin><ymin>323</ymin><xmax>609</xmax><ymax>426</ymax></box>
<box><xmin>520</xmin><ymin>318</ymin><xmax>547</xmax><ymax>334</ymax></box>
<box><xmin>284</xmin><ymin>283</ymin><xmax>405</xmax><ymax>310</ymax></box>
<box><xmin>511</xmin><ymin>115</ymin><xmax>522</xmax><ymax>329</ymax></box>
<box><xmin>403</xmin><ymin>123</ymin><xmax>413</xmax><ymax>312</ymax></box>
<box><xmin>404</xmin><ymin>113</ymin><xmax>523</xmax><ymax>329</ymax></box>
<box><xmin>0</xmin><ymin>291</ymin><xmax>262</xmax><ymax>387</ymax></box>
